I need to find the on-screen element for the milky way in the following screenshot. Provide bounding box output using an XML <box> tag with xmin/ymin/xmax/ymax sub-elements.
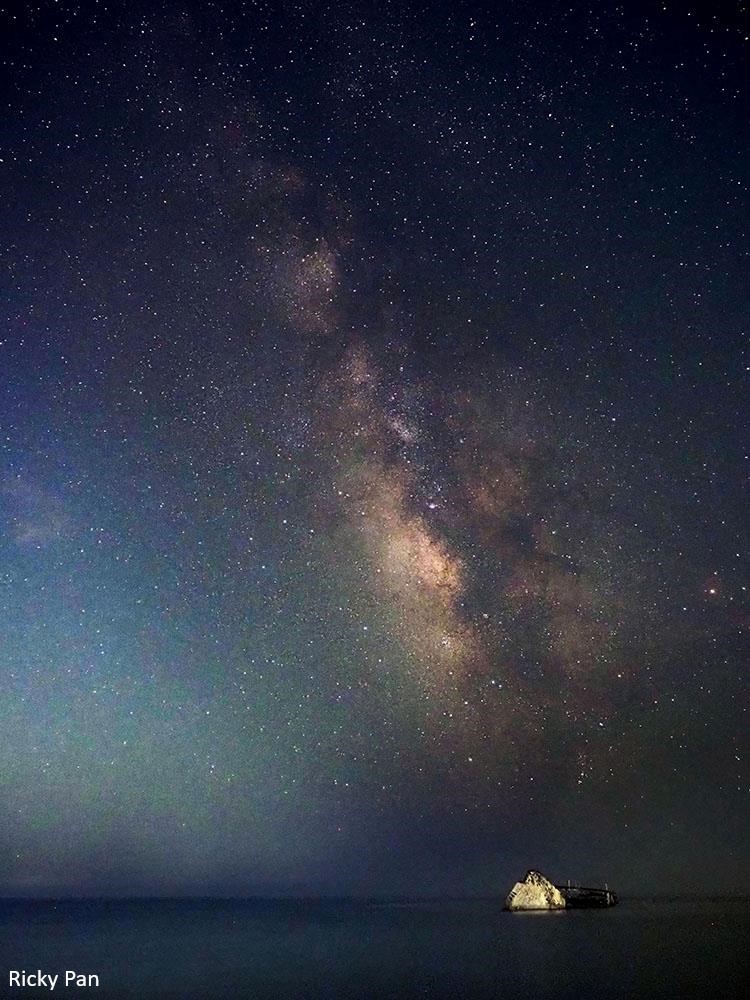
<box><xmin>0</xmin><ymin>0</ymin><xmax>747</xmax><ymax>896</ymax></box>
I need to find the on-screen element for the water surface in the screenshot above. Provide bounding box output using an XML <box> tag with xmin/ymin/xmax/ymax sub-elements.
<box><xmin>1</xmin><ymin>896</ymin><xmax>748</xmax><ymax>999</ymax></box>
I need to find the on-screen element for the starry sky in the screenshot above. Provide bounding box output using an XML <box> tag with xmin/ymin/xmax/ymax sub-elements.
<box><xmin>0</xmin><ymin>0</ymin><xmax>747</xmax><ymax>898</ymax></box>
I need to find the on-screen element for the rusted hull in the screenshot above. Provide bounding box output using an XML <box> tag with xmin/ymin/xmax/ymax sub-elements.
<box><xmin>557</xmin><ymin>886</ymin><xmax>618</xmax><ymax>908</ymax></box>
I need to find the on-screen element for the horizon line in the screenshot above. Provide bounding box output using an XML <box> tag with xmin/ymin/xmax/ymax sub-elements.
<box><xmin>2</xmin><ymin>891</ymin><xmax>749</xmax><ymax>902</ymax></box>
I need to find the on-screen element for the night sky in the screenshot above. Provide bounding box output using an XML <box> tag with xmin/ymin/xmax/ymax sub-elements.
<box><xmin>1</xmin><ymin>0</ymin><xmax>747</xmax><ymax>898</ymax></box>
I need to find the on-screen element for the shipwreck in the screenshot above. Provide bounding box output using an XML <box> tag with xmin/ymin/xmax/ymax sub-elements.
<box><xmin>504</xmin><ymin>870</ymin><xmax>618</xmax><ymax>911</ymax></box>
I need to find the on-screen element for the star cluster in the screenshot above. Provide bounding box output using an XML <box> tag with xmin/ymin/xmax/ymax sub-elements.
<box><xmin>0</xmin><ymin>0</ymin><xmax>747</xmax><ymax>896</ymax></box>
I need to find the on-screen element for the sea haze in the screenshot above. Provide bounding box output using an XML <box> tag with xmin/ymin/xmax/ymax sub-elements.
<box><xmin>1</xmin><ymin>0</ymin><xmax>747</xmax><ymax>954</ymax></box>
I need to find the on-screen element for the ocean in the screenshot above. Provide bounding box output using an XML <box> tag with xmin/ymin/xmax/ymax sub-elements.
<box><xmin>1</xmin><ymin>896</ymin><xmax>748</xmax><ymax>999</ymax></box>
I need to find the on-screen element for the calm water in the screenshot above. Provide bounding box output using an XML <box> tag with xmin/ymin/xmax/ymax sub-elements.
<box><xmin>1</xmin><ymin>897</ymin><xmax>748</xmax><ymax>999</ymax></box>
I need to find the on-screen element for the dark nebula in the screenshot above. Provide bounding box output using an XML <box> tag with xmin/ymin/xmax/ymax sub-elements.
<box><xmin>0</xmin><ymin>0</ymin><xmax>747</xmax><ymax>897</ymax></box>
